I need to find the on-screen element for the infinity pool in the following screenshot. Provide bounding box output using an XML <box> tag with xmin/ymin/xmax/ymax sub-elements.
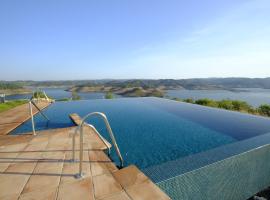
<box><xmin>12</xmin><ymin>97</ymin><xmax>270</xmax><ymax>173</ymax></box>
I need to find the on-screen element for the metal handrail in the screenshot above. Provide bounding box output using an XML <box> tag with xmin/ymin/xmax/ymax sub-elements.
<box><xmin>73</xmin><ymin>112</ymin><xmax>124</xmax><ymax>179</ymax></box>
<box><xmin>29</xmin><ymin>101</ymin><xmax>36</xmax><ymax>136</ymax></box>
<box><xmin>28</xmin><ymin>100</ymin><xmax>50</xmax><ymax>135</ymax></box>
<box><xmin>30</xmin><ymin>100</ymin><xmax>50</xmax><ymax>121</ymax></box>
<box><xmin>72</xmin><ymin>123</ymin><xmax>111</xmax><ymax>161</ymax></box>
<box><xmin>43</xmin><ymin>91</ymin><xmax>50</xmax><ymax>101</ymax></box>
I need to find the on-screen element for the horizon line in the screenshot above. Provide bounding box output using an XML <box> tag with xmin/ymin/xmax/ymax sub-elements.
<box><xmin>1</xmin><ymin>77</ymin><xmax>270</xmax><ymax>82</ymax></box>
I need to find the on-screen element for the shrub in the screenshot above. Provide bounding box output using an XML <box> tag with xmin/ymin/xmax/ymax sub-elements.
<box><xmin>134</xmin><ymin>88</ymin><xmax>145</xmax><ymax>97</ymax></box>
<box><xmin>172</xmin><ymin>97</ymin><xmax>182</xmax><ymax>102</ymax></box>
<box><xmin>151</xmin><ymin>90</ymin><xmax>164</xmax><ymax>98</ymax></box>
<box><xmin>33</xmin><ymin>91</ymin><xmax>46</xmax><ymax>99</ymax></box>
<box><xmin>195</xmin><ymin>98</ymin><xmax>218</xmax><ymax>107</ymax></box>
<box><xmin>105</xmin><ymin>92</ymin><xmax>114</xmax><ymax>99</ymax></box>
<box><xmin>32</xmin><ymin>90</ymin><xmax>53</xmax><ymax>99</ymax></box>
<box><xmin>71</xmin><ymin>91</ymin><xmax>81</xmax><ymax>100</ymax></box>
<box><xmin>183</xmin><ymin>98</ymin><xmax>194</xmax><ymax>103</ymax></box>
<box><xmin>218</xmin><ymin>100</ymin><xmax>234</xmax><ymax>110</ymax></box>
<box><xmin>231</xmin><ymin>100</ymin><xmax>252</xmax><ymax>112</ymax></box>
<box><xmin>258</xmin><ymin>104</ymin><xmax>270</xmax><ymax>116</ymax></box>
<box><xmin>56</xmin><ymin>98</ymin><xmax>70</xmax><ymax>102</ymax></box>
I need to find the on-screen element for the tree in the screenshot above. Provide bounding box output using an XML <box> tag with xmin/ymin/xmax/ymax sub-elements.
<box><xmin>105</xmin><ymin>92</ymin><xmax>114</xmax><ymax>99</ymax></box>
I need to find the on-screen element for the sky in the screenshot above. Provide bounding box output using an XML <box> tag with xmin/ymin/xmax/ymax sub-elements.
<box><xmin>0</xmin><ymin>0</ymin><xmax>270</xmax><ymax>80</ymax></box>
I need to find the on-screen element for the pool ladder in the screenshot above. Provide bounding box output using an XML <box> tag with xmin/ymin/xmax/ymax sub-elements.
<box><xmin>72</xmin><ymin>112</ymin><xmax>124</xmax><ymax>179</ymax></box>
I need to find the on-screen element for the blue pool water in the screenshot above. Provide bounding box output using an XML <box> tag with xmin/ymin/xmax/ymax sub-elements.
<box><xmin>12</xmin><ymin>97</ymin><xmax>270</xmax><ymax>170</ymax></box>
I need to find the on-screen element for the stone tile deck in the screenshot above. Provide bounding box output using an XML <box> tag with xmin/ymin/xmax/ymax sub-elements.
<box><xmin>0</xmin><ymin>126</ymin><xmax>171</xmax><ymax>199</ymax></box>
<box><xmin>0</xmin><ymin>101</ymin><xmax>51</xmax><ymax>135</ymax></box>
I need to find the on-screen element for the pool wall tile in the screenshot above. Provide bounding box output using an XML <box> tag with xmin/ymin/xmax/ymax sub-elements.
<box><xmin>157</xmin><ymin>144</ymin><xmax>270</xmax><ymax>200</ymax></box>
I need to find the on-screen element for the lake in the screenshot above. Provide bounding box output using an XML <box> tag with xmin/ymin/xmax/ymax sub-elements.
<box><xmin>166</xmin><ymin>88</ymin><xmax>270</xmax><ymax>107</ymax></box>
<box><xmin>5</xmin><ymin>87</ymin><xmax>270</xmax><ymax>107</ymax></box>
<box><xmin>6</xmin><ymin>88</ymin><xmax>106</xmax><ymax>100</ymax></box>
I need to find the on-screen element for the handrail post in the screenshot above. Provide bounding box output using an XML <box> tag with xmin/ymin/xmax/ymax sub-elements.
<box><xmin>43</xmin><ymin>91</ymin><xmax>50</xmax><ymax>102</ymax></box>
<box><xmin>74</xmin><ymin>123</ymin><xmax>84</xmax><ymax>179</ymax></box>
<box><xmin>74</xmin><ymin>112</ymin><xmax>124</xmax><ymax>179</ymax></box>
<box><xmin>30</xmin><ymin>100</ymin><xmax>50</xmax><ymax>121</ymax></box>
<box><xmin>102</xmin><ymin>114</ymin><xmax>124</xmax><ymax>167</ymax></box>
<box><xmin>29</xmin><ymin>101</ymin><xmax>36</xmax><ymax>136</ymax></box>
<box><xmin>72</xmin><ymin>126</ymin><xmax>79</xmax><ymax>162</ymax></box>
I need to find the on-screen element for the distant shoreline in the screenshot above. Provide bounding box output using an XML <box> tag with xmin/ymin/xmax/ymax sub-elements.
<box><xmin>0</xmin><ymin>89</ymin><xmax>32</xmax><ymax>96</ymax></box>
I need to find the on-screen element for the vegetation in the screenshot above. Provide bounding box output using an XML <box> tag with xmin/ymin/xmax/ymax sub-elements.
<box><xmin>105</xmin><ymin>92</ymin><xmax>114</xmax><ymax>99</ymax></box>
<box><xmin>171</xmin><ymin>97</ymin><xmax>182</xmax><ymax>101</ymax></box>
<box><xmin>114</xmin><ymin>87</ymin><xmax>164</xmax><ymax>97</ymax></box>
<box><xmin>195</xmin><ymin>99</ymin><xmax>219</xmax><ymax>107</ymax></box>
<box><xmin>258</xmin><ymin>104</ymin><xmax>270</xmax><ymax>116</ymax></box>
<box><xmin>71</xmin><ymin>91</ymin><xmax>81</xmax><ymax>100</ymax></box>
<box><xmin>171</xmin><ymin>97</ymin><xmax>270</xmax><ymax>117</ymax></box>
<box><xmin>0</xmin><ymin>100</ymin><xmax>28</xmax><ymax>113</ymax></box>
<box><xmin>0</xmin><ymin>82</ymin><xmax>31</xmax><ymax>95</ymax></box>
<box><xmin>0</xmin><ymin>82</ymin><xmax>23</xmax><ymax>90</ymax></box>
<box><xmin>5</xmin><ymin>77</ymin><xmax>270</xmax><ymax>90</ymax></box>
<box><xmin>150</xmin><ymin>90</ymin><xmax>164</xmax><ymax>98</ymax></box>
<box><xmin>32</xmin><ymin>91</ymin><xmax>47</xmax><ymax>99</ymax></box>
<box><xmin>56</xmin><ymin>98</ymin><xmax>70</xmax><ymax>102</ymax></box>
<box><xmin>183</xmin><ymin>98</ymin><xmax>194</xmax><ymax>103</ymax></box>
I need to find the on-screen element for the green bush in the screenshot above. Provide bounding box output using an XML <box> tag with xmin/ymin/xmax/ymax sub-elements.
<box><xmin>151</xmin><ymin>90</ymin><xmax>164</xmax><ymax>98</ymax></box>
<box><xmin>134</xmin><ymin>88</ymin><xmax>145</xmax><ymax>97</ymax></box>
<box><xmin>56</xmin><ymin>98</ymin><xmax>70</xmax><ymax>102</ymax></box>
<box><xmin>258</xmin><ymin>104</ymin><xmax>270</xmax><ymax>116</ymax></box>
<box><xmin>195</xmin><ymin>98</ymin><xmax>218</xmax><ymax>107</ymax></box>
<box><xmin>172</xmin><ymin>97</ymin><xmax>182</xmax><ymax>102</ymax></box>
<box><xmin>33</xmin><ymin>91</ymin><xmax>46</xmax><ymax>99</ymax></box>
<box><xmin>183</xmin><ymin>98</ymin><xmax>194</xmax><ymax>103</ymax></box>
<box><xmin>231</xmin><ymin>100</ymin><xmax>253</xmax><ymax>112</ymax></box>
<box><xmin>105</xmin><ymin>92</ymin><xmax>114</xmax><ymax>99</ymax></box>
<box><xmin>71</xmin><ymin>91</ymin><xmax>81</xmax><ymax>100</ymax></box>
<box><xmin>218</xmin><ymin>100</ymin><xmax>234</xmax><ymax>110</ymax></box>
<box><xmin>171</xmin><ymin>96</ymin><xmax>269</xmax><ymax>118</ymax></box>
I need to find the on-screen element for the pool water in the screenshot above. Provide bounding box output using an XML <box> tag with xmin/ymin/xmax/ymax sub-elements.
<box><xmin>12</xmin><ymin>97</ymin><xmax>270</xmax><ymax>170</ymax></box>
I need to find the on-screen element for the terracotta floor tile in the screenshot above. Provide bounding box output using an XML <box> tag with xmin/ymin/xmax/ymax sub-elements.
<box><xmin>0</xmin><ymin>174</ymin><xmax>30</xmax><ymax>199</ymax></box>
<box><xmin>97</xmin><ymin>191</ymin><xmax>131</xmax><ymax>200</ymax></box>
<box><xmin>113</xmin><ymin>165</ymin><xmax>148</xmax><ymax>189</ymax></box>
<box><xmin>19</xmin><ymin>186</ymin><xmax>57</xmax><ymax>200</ymax></box>
<box><xmin>57</xmin><ymin>177</ymin><xmax>94</xmax><ymax>200</ymax></box>
<box><xmin>22</xmin><ymin>160</ymin><xmax>64</xmax><ymax>194</ymax></box>
<box><xmin>93</xmin><ymin>173</ymin><xmax>123</xmax><ymax>199</ymax></box>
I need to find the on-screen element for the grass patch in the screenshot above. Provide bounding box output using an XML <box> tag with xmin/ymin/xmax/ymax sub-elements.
<box><xmin>0</xmin><ymin>100</ymin><xmax>28</xmax><ymax>113</ymax></box>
